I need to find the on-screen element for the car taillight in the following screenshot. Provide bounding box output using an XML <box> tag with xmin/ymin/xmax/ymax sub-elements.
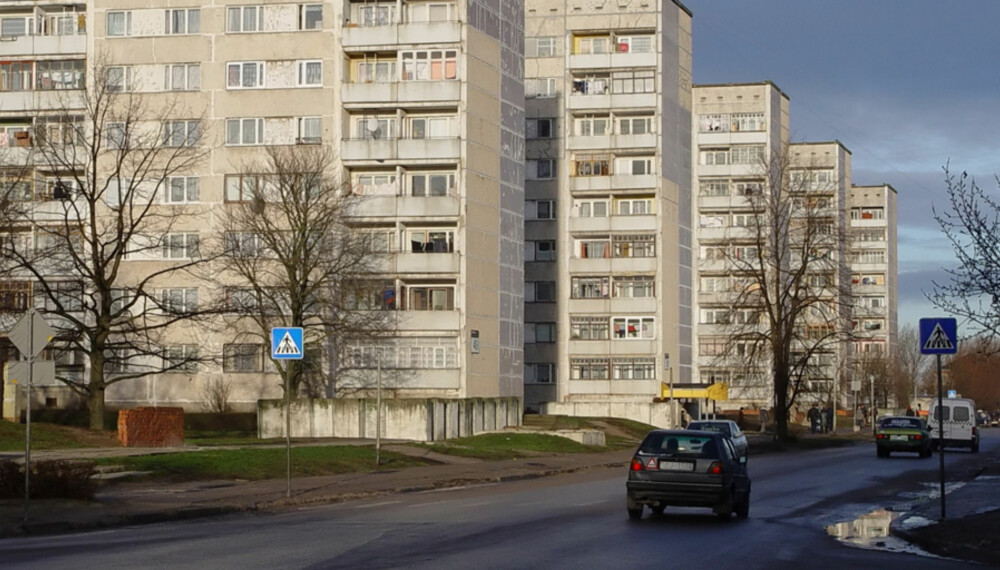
<box><xmin>875</xmin><ymin>434</ymin><xmax>885</xmax><ymax>439</ymax></box>
<box><xmin>913</xmin><ymin>434</ymin><xmax>922</xmax><ymax>440</ymax></box>
<box><xmin>631</xmin><ymin>457</ymin><xmax>645</xmax><ymax>471</ymax></box>
<box><xmin>707</xmin><ymin>461</ymin><xmax>723</xmax><ymax>475</ymax></box>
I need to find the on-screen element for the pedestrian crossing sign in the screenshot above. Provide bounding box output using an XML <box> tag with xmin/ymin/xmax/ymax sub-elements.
<box><xmin>919</xmin><ymin>318</ymin><xmax>957</xmax><ymax>355</ymax></box>
<box><xmin>271</xmin><ymin>327</ymin><xmax>304</xmax><ymax>360</ymax></box>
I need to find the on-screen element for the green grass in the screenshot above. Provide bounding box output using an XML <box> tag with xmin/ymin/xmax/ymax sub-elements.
<box><xmin>94</xmin><ymin>446</ymin><xmax>435</xmax><ymax>481</ymax></box>
<box><xmin>184</xmin><ymin>430</ymin><xmax>265</xmax><ymax>447</ymax></box>
<box><xmin>0</xmin><ymin>420</ymin><xmax>113</xmax><ymax>452</ymax></box>
<box><xmin>417</xmin><ymin>432</ymin><xmax>599</xmax><ymax>460</ymax></box>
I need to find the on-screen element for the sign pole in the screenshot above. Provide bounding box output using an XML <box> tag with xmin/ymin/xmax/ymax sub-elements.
<box><xmin>270</xmin><ymin>327</ymin><xmax>305</xmax><ymax>499</ymax></box>
<box><xmin>937</xmin><ymin>353</ymin><xmax>945</xmax><ymax>520</ymax></box>
<box><xmin>23</xmin><ymin>310</ymin><xmax>34</xmax><ymax>525</ymax></box>
<box><xmin>285</xmin><ymin>362</ymin><xmax>291</xmax><ymax>498</ymax></box>
<box><xmin>919</xmin><ymin>317</ymin><xmax>957</xmax><ymax>522</ymax></box>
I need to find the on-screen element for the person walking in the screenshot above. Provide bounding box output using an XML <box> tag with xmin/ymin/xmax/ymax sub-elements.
<box><xmin>823</xmin><ymin>403</ymin><xmax>834</xmax><ymax>434</ymax></box>
<box><xmin>738</xmin><ymin>407</ymin><xmax>745</xmax><ymax>429</ymax></box>
<box><xmin>905</xmin><ymin>405</ymin><xmax>915</xmax><ymax>417</ymax></box>
<box><xmin>808</xmin><ymin>403</ymin><xmax>821</xmax><ymax>434</ymax></box>
<box><xmin>759</xmin><ymin>408</ymin><xmax>768</xmax><ymax>433</ymax></box>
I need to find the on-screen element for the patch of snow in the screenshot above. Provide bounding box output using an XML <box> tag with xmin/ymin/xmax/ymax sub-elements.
<box><xmin>898</xmin><ymin>515</ymin><xmax>936</xmax><ymax>529</ymax></box>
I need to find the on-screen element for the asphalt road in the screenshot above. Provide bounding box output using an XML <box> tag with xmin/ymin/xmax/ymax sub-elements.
<box><xmin>2</xmin><ymin>432</ymin><xmax>998</xmax><ymax>570</ymax></box>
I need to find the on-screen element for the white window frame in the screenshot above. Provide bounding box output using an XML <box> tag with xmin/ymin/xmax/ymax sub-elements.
<box><xmin>575</xmin><ymin>199</ymin><xmax>608</xmax><ymax>218</ymax></box>
<box><xmin>527</xmin><ymin>199</ymin><xmax>555</xmax><ymax>220</ymax></box>
<box><xmin>614</xmin><ymin>197</ymin><xmax>653</xmax><ymax>216</ymax></box>
<box><xmin>526</xmin><ymin>240</ymin><xmax>556</xmax><ymax>262</ymax></box>
<box><xmin>164</xmin><ymin>345</ymin><xmax>198</xmax><ymax>372</ymax></box>
<box><xmin>162</xmin><ymin>233</ymin><xmax>200</xmax><ymax>259</ymax></box>
<box><xmin>616</xmin><ymin>157</ymin><xmax>653</xmax><ymax>176</ymax></box>
<box><xmin>227</xmin><ymin>61</ymin><xmax>265</xmax><ymax>89</ymax></box>
<box><xmin>575</xmin><ymin>116</ymin><xmax>610</xmax><ymax>136</ymax></box>
<box><xmin>106</xmin><ymin>11</ymin><xmax>132</xmax><ymax>37</ymax></box>
<box><xmin>526</xmin><ymin>36</ymin><xmax>558</xmax><ymax>58</ymax></box>
<box><xmin>164</xmin><ymin>8</ymin><xmax>200</xmax><ymax>35</ymax></box>
<box><xmin>408</xmin><ymin>115</ymin><xmax>454</xmax><ymax>139</ymax></box>
<box><xmin>406</xmin><ymin>2</ymin><xmax>457</xmax><ymax>23</ymax></box>
<box><xmin>408</xmin><ymin>171</ymin><xmax>455</xmax><ymax>197</ymax></box>
<box><xmin>105</xmin><ymin>122</ymin><xmax>126</xmax><ymax>149</ymax></box>
<box><xmin>299</xmin><ymin>4</ymin><xmax>323</xmax><ymax>30</ymax></box>
<box><xmin>106</xmin><ymin>66</ymin><xmax>133</xmax><ymax>92</ymax></box>
<box><xmin>226</xmin><ymin>118</ymin><xmax>265</xmax><ymax>146</ymax></box>
<box><xmin>525</xmin><ymin>77</ymin><xmax>557</xmax><ymax>98</ymax></box>
<box><xmin>618</xmin><ymin>115</ymin><xmax>653</xmax><ymax>135</ymax></box>
<box><xmin>227</xmin><ymin>6</ymin><xmax>265</xmax><ymax>33</ymax></box>
<box><xmin>407</xmin><ymin>229</ymin><xmax>455</xmax><ymax>253</ymax></box>
<box><xmin>163</xmin><ymin>120</ymin><xmax>200</xmax><ymax>148</ymax></box>
<box><xmin>160</xmin><ymin>287</ymin><xmax>199</xmax><ymax>313</ymax></box>
<box><xmin>354</xmin><ymin>173</ymin><xmax>398</xmax><ymax>196</ymax></box>
<box><xmin>164</xmin><ymin>63</ymin><xmax>200</xmax><ymax>91</ymax></box>
<box><xmin>615</xmin><ymin>35</ymin><xmax>654</xmax><ymax>54</ymax></box>
<box><xmin>297</xmin><ymin>117</ymin><xmax>322</xmax><ymax>144</ymax></box>
<box><xmin>163</xmin><ymin>176</ymin><xmax>199</xmax><ymax>204</ymax></box>
<box><xmin>400</xmin><ymin>49</ymin><xmax>458</xmax><ymax>81</ymax></box>
<box><xmin>297</xmin><ymin>60</ymin><xmax>322</xmax><ymax>87</ymax></box>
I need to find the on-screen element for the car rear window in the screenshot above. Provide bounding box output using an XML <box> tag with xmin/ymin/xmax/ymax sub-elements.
<box><xmin>953</xmin><ymin>406</ymin><xmax>970</xmax><ymax>421</ymax></box>
<box><xmin>639</xmin><ymin>434</ymin><xmax>721</xmax><ymax>458</ymax></box>
<box><xmin>688</xmin><ymin>423</ymin><xmax>732</xmax><ymax>437</ymax></box>
<box><xmin>879</xmin><ymin>417</ymin><xmax>922</xmax><ymax>429</ymax></box>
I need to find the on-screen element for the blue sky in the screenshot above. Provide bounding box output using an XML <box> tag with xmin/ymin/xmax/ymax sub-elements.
<box><xmin>684</xmin><ymin>0</ymin><xmax>1000</xmax><ymax>332</ymax></box>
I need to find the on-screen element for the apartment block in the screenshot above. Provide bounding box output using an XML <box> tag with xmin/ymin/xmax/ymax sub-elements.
<box><xmin>848</xmin><ymin>184</ymin><xmax>898</xmax><ymax>360</ymax></box>
<box><xmin>523</xmin><ymin>0</ymin><xmax>692</xmax><ymax>421</ymax></box>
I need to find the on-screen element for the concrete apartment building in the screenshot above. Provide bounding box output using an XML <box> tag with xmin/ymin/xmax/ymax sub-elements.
<box><xmin>848</xmin><ymin>184</ymin><xmax>898</xmax><ymax>361</ymax></box>
<box><xmin>522</xmin><ymin>0</ymin><xmax>692</xmax><ymax>425</ymax></box>
<box><xmin>1</xmin><ymin>0</ymin><xmax>525</xmax><ymax>427</ymax></box>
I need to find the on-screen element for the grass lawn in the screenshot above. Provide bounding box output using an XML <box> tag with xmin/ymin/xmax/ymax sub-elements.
<box><xmin>94</xmin><ymin>446</ymin><xmax>435</xmax><ymax>481</ymax></box>
<box><xmin>0</xmin><ymin>421</ymin><xmax>118</xmax><ymax>452</ymax></box>
<box><xmin>416</xmin><ymin>432</ymin><xmax>602</xmax><ymax>461</ymax></box>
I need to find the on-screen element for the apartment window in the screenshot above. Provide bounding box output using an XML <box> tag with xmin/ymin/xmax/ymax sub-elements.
<box><xmin>701</xmin><ymin>149</ymin><xmax>728</xmax><ymax>166</ymax></box>
<box><xmin>730</xmin><ymin>145</ymin><xmax>765</xmax><ymax>165</ymax></box>
<box><xmin>616</xmin><ymin>157</ymin><xmax>653</xmax><ymax>175</ymax></box>
<box><xmin>612</xmin><ymin>317</ymin><xmax>654</xmax><ymax>340</ymax></box>
<box><xmin>162</xmin><ymin>233</ymin><xmax>199</xmax><ymax>259</ymax></box>
<box><xmin>346</xmin><ymin>279</ymin><xmax>396</xmax><ymax>310</ymax></box>
<box><xmin>615</xmin><ymin>197</ymin><xmax>653</xmax><ymax>215</ymax></box>
<box><xmin>410</xmin><ymin>172</ymin><xmax>455</xmax><ymax>197</ymax></box>
<box><xmin>700</xmin><ymin>276</ymin><xmax>731</xmax><ymax>293</ymax></box>
<box><xmin>164</xmin><ymin>345</ymin><xmax>198</xmax><ymax>372</ymax></box>
<box><xmin>525</xmin><ymin>281</ymin><xmax>556</xmax><ymax>303</ymax></box>
<box><xmin>572</xmin><ymin>76</ymin><xmax>608</xmax><ymax>95</ymax></box>
<box><xmin>571</xmin><ymin>276</ymin><xmax>609</xmax><ymax>299</ymax></box>
<box><xmin>37</xmin><ymin>60</ymin><xmax>85</xmax><ymax>90</ymax></box>
<box><xmin>354</xmin><ymin>3</ymin><xmax>397</xmax><ymax>26</ymax></box>
<box><xmin>851</xmin><ymin>250</ymin><xmax>886</xmax><ymax>264</ymax></box>
<box><xmin>613</xmin><ymin>234</ymin><xmax>655</xmax><ymax>257</ymax></box>
<box><xmin>525</xmin><ymin>77</ymin><xmax>557</xmax><ymax>98</ymax></box>
<box><xmin>616</xmin><ymin>35</ymin><xmax>654</xmax><ymax>54</ymax></box>
<box><xmin>576</xmin><ymin>116</ymin><xmax>609</xmax><ymax>136</ymax></box>
<box><xmin>579</xmin><ymin>238</ymin><xmax>610</xmax><ymax>259</ymax></box>
<box><xmin>526</xmin><ymin>323</ymin><xmax>556</xmax><ymax>343</ymax></box>
<box><xmin>226</xmin><ymin>118</ymin><xmax>264</xmax><ymax>145</ymax></box>
<box><xmin>355</xmin><ymin>173</ymin><xmax>397</xmax><ymax>196</ymax></box>
<box><xmin>700</xmin><ymin>180</ymin><xmax>729</xmax><ymax>196</ymax></box>
<box><xmin>225</xmin><ymin>174</ymin><xmax>266</xmax><ymax>202</ymax></box>
<box><xmin>527</xmin><ymin>159</ymin><xmax>556</xmax><ymax>180</ymax></box>
<box><xmin>701</xmin><ymin>309</ymin><xmax>729</xmax><ymax>325</ymax></box>
<box><xmin>300</xmin><ymin>4</ymin><xmax>322</xmax><ymax>29</ymax></box>
<box><xmin>613</xmin><ymin>275</ymin><xmax>654</xmax><ymax>298</ymax></box>
<box><xmin>163</xmin><ymin>120</ymin><xmax>200</xmax><ymax>147</ymax></box>
<box><xmin>228</xmin><ymin>6</ymin><xmax>264</xmax><ymax>32</ymax></box>
<box><xmin>618</xmin><ymin>116</ymin><xmax>653</xmax><ymax>135</ymax></box>
<box><xmin>571</xmin><ymin>316</ymin><xmax>608</xmax><ymax>340</ymax></box>
<box><xmin>38</xmin><ymin>116</ymin><xmax>84</xmax><ymax>146</ymax></box>
<box><xmin>855</xmin><ymin>274</ymin><xmax>884</xmax><ymax>286</ymax></box>
<box><xmin>612</xmin><ymin>357</ymin><xmax>655</xmax><ymax>379</ymax></box>
<box><xmin>106</xmin><ymin>122</ymin><xmax>126</xmax><ymax>149</ymax></box>
<box><xmin>223</xmin><ymin>344</ymin><xmax>263</xmax><ymax>372</ymax></box>
<box><xmin>526</xmin><ymin>240</ymin><xmax>556</xmax><ymax>262</ymax></box>
<box><xmin>0</xmin><ymin>281</ymin><xmax>31</xmax><ymax>312</ymax></box>
<box><xmin>106</xmin><ymin>11</ymin><xmax>132</xmax><ymax>37</ymax></box>
<box><xmin>407</xmin><ymin>286</ymin><xmax>454</xmax><ymax>310</ymax></box>
<box><xmin>406</xmin><ymin>2</ymin><xmax>457</xmax><ymax>23</ymax></box>
<box><xmin>732</xmin><ymin>245</ymin><xmax>759</xmax><ymax>260</ymax></box>
<box><xmin>734</xmin><ymin>182</ymin><xmax>762</xmax><ymax>196</ymax></box>
<box><xmin>526</xmin><ymin>200</ymin><xmax>555</xmax><ymax>220</ymax></box>
<box><xmin>401</xmin><ymin>50</ymin><xmax>457</xmax><ymax>81</ymax></box>
<box><xmin>164</xmin><ymin>64</ymin><xmax>200</xmax><ymax>91</ymax></box>
<box><xmin>0</xmin><ymin>16</ymin><xmax>32</xmax><ymax>37</ymax></box>
<box><xmin>365</xmin><ymin>228</ymin><xmax>396</xmax><ymax>252</ymax></box>
<box><xmin>571</xmin><ymin>358</ymin><xmax>609</xmax><ymax>380</ymax></box>
<box><xmin>0</xmin><ymin>62</ymin><xmax>32</xmax><ymax>92</ymax></box>
<box><xmin>106</xmin><ymin>66</ymin><xmax>132</xmax><ymax>92</ymax></box>
<box><xmin>165</xmin><ymin>9</ymin><xmax>200</xmax><ymax>34</ymax></box>
<box><xmin>224</xmin><ymin>232</ymin><xmax>265</xmax><ymax>257</ymax></box>
<box><xmin>525</xmin><ymin>363</ymin><xmax>554</xmax><ymax>384</ymax></box>
<box><xmin>38</xmin><ymin>281</ymin><xmax>83</xmax><ymax>312</ymax></box>
<box><xmin>576</xmin><ymin>199</ymin><xmax>608</xmax><ymax>218</ymax></box>
<box><xmin>356</xmin><ymin>60</ymin><xmax>397</xmax><ymax>83</ymax></box>
<box><xmin>732</xmin><ymin>112</ymin><xmax>765</xmax><ymax>132</ymax></box>
<box><xmin>699</xmin><ymin>215</ymin><xmax>727</xmax><ymax>228</ymax></box>
<box><xmin>732</xmin><ymin>213</ymin><xmax>761</xmax><ymax>228</ymax></box>
<box><xmin>227</xmin><ymin>62</ymin><xmax>264</xmax><ymax>88</ymax></box>
<box><xmin>576</xmin><ymin>36</ymin><xmax>610</xmax><ymax>55</ymax></box>
<box><xmin>409</xmin><ymin>116</ymin><xmax>453</xmax><ymax>139</ymax></box>
<box><xmin>356</xmin><ymin>116</ymin><xmax>396</xmax><ymax>139</ymax></box>
<box><xmin>526</xmin><ymin>37</ymin><xmax>558</xmax><ymax>58</ymax></box>
<box><xmin>575</xmin><ymin>155</ymin><xmax>611</xmax><ymax>176</ymax></box>
<box><xmin>611</xmin><ymin>70</ymin><xmax>654</xmax><ymax>94</ymax></box>
<box><xmin>160</xmin><ymin>287</ymin><xmax>198</xmax><ymax>313</ymax></box>
<box><xmin>408</xmin><ymin>229</ymin><xmax>454</xmax><ymax>253</ymax></box>
<box><xmin>163</xmin><ymin>177</ymin><xmax>199</xmax><ymax>203</ymax></box>
<box><xmin>297</xmin><ymin>117</ymin><xmax>321</xmax><ymax>144</ymax></box>
<box><xmin>225</xmin><ymin>288</ymin><xmax>258</xmax><ymax>313</ymax></box>
<box><xmin>526</xmin><ymin>118</ymin><xmax>555</xmax><ymax>139</ymax></box>
<box><xmin>297</xmin><ymin>60</ymin><xmax>322</xmax><ymax>86</ymax></box>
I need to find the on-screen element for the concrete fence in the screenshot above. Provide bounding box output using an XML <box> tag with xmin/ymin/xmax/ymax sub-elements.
<box><xmin>540</xmin><ymin>401</ymin><xmax>683</xmax><ymax>429</ymax></box>
<box><xmin>258</xmin><ymin>397</ymin><xmax>522</xmax><ymax>442</ymax></box>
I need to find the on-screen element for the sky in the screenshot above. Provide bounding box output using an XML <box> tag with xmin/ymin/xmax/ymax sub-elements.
<box><xmin>683</xmin><ymin>0</ymin><xmax>1000</xmax><ymax>334</ymax></box>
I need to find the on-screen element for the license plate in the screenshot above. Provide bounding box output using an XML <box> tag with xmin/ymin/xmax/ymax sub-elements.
<box><xmin>659</xmin><ymin>461</ymin><xmax>694</xmax><ymax>472</ymax></box>
<box><xmin>890</xmin><ymin>435</ymin><xmax>908</xmax><ymax>441</ymax></box>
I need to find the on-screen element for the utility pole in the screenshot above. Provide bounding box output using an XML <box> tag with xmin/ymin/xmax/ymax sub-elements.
<box><xmin>376</xmin><ymin>347</ymin><xmax>382</xmax><ymax>468</ymax></box>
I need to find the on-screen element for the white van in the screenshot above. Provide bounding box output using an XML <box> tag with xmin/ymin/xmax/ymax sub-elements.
<box><xmin>927</xmin><ymin>397</ymin><xmax>980</xmax><ymax>452</ymax></box>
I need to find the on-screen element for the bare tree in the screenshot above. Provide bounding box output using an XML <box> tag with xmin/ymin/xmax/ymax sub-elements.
<box><xmin>893</xmin><ymin>324</ymin><xmax>925</xmax><ymax>404</ymax></box>
<box><xmin>706</xmin><ymin>144</ymin><xmax>853</xmax><ymax>441</ymax></box>
<box><xmin>930</xmin><ymin>166</ymin><xmax>1000</xmax><ymax>340</ymax></box>
<box><xmin>211</xmin><ymin>145</ymin><xmax>391</xmax><ymax>397</ymax></box>
<box><xmin>0</xmin><ymin>57</ymin><xmax>210</xmax><ymax>429</ymax></box>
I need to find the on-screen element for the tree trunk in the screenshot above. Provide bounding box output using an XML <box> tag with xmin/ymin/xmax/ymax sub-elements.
<box><xmin>87</xmin><ymin>386</ymin><xmax>106</xmax><ymax>431</ymax></box>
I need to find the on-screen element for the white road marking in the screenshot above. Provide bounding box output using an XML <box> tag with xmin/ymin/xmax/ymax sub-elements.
<box><xmin>350</xmin><ymin>500</ymin><xmax>403</xmax><ymax>509</ymax></box>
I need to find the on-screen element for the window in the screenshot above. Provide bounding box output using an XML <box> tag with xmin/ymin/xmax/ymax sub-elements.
<box><xmin>163</xmin><ymin>177</ymin><xmax>199</xmax><ymax>203</ymax></box>
<box><xmin>226</xmin><ymin>118</ymin><xmax>264</xmax><ymax>145</ymax></box>
<box><xmin>355</xmin><ymin>173</ymin><xmax>397</xmax><ymax>196</ymax></box>
<box><xmin>160</xmin><ymin>287</ymin><xmax>198</xmax><ymax>313</ymax></box>
<box><xmin>225</xmin><ymin>288</ymin><xmax>258</xmax><ymax>313</ymax></box>
<box><xmin>571</xmin><ymin>358</ymin><xmax>609</xmax><ymax>380</ymax></box>
<box><xmin>223</xmin><ymin>344</ymin><xmax>263</xmax><ymax>372</ymax></box>
<box><xmin>410</xmin><ymin>172</ymin><xmax>455</xmax><ymax>197</ymax></box>
<box><xmin>525</xmin><ymin>118</ymin><xmax>555</xmax><ymax>139</ymax></box>
<box><xmin>164</xmin><ymin>63</ymin><xmax>200</xmax><ymax>91</ymax></box>
<box><xmin>363</xmin><ymin>228</ymin><xmax>396</xmax><ymax>252</ymax></box>
<box><xmin>163</xmin><ymin>120</ymin><xmax>200</xmax><ymax>147</ymax></box>
<box><xmin>162</xmin><ymin>233</ymin><xmax>199</xmax><ymax>259</ymax></box>
<box><xmin>571</xmin><ymin>276</ymin><xmax>609</xmax><ymax>299</ymax></box>
<box><xmin>576</xmin><ymin>36</ymin><xmax>610</xmax><ymax>54</ymax></box>
<box><xmin>400</xmin><ymin>50</ymin><xmax>457</xmax><ymax>81</ymax></box>
<box><xmin>224</xmin><ymin>232</ymin><xmax>265</xmax><ymax>257</ymax></box>
<box><xmin>575</xmin><ymin>199</ymin><xmax>608</xmax><ymax>218</ymax></box>
<box><xmin>106</xmin><ymin>11</ymin><xmax>132</xmax><ymax>37</ymax></box>
<box><xmin>355</xmin><ymin>60</ymin><xmax>397</xmax><ymax>83</ymax></box>
<box><xmin>106</xmin><ymin>122</ymin><xmax>126</xmax><ymax>149</ymax></box>
<box><xmin>571</xmin><ymin>316</ymin><xmax>608</xmax><ymax>340</ymax></box>
<box><xmin>164</xmin><ymin>345</ymin><xmax>198</xmax><ymax>372</ymax></box>
<box><xmin>0</xmin><ymin>281</ymin><xmax>32</xmax><ymax>312</ymax></box>
<box><xmin>616</xmin><ymin>35</ymin><xmax>654</xmax><ymax>54</ymax></box>
<box><xmin>0</xmin><ymin>16</ymin><xmax>32</xmax><ymax>37</ymax></box>
<box><xmin>526</xmin><ymin>240</ymin><xmax>556</xmax><ymax>262</ymax></box>
<box><xmin>0</xmin><ymin>62</ymin><xmax>32</xmax><ymax>92</ymax></box>
<box><xmin>613</xmin><ymin>234</ymin><xmax>655</xmax><ymax>257</ymax></box>
<box><xmin>38</xmin><ymin>281</ymin><xmax>83</xmax><ymax>312</ymax></box>
<box><xmin>615</xmin><ymin>197</ymin><xmax>653</xmax><ymax>216</ymax></box>
<box><xmin>575</xmin><ymin>155</ymin><xmax>611</xmax><ymax>176</ymax></box>
<box><xmin>526</xmin><ymin>323</ymin><xmax>556</xmax><ymax>343</ymax></box>
<box><xmin>730</xmin><ymin>145</ymin><xmax>765</xmax><ymax>165</ymax></box>
<box><xmin>527</xmin><ymin>159</ymin><xmax>556</xmax><ymax>180</ymax></box>
<box><xmin>576</xmin><ymin>116</ymin><xmax>610</xmax><ymax>136</ymax></box>
<box><xmin>354</xmin><ymin>3</ymin><xmax>397</xmax><ymax>26</ymax></box>
<box><xmin>613</xmin><ymin>275</ymin><xmax>654</xmax><ymax>298</ymax></box>
<box><xmin>525</xmin><ymin>363</ymin><xmax>554</xmax><ymax>384</ymax></box>
<box><xmin>225</xmin><ymin>174</ymin><xmax>267</xmax><ymax>202</ymax></box>
<box><xmin>356</xmin><ymin>116</ymin><xmax>396</xmax><ymax>139</ymax></box>
<box><xmin>526</xmin><ymin>37</ymin><xmax>558</xmax><ymax>58</ymax></box>
<box><xmin>572</xmin><ymin>76</ymin><xmax>608</xmax><ymax>95</ymax></box>
<box><xmin>699</xmin><ymin>180</ymin><xmax>729</xmax><ymax>197</ymax></box>
<box><xmin>612</xmin><ymin>357</ymin><xmax>655</xmax><ymax>379</ymax></box>
<box><xmin>297</xmin><ymin>117</ymin><xmax>321</xmax><ymax>144</ymax></box>
<box><xmin>611</xmin><ymin>70</ymin><xmax>654</xmax><ymax>94</ymax></box>
<box><xmin>731</xmin><ymin>113</ymin><xmax>765</xmax><ymax>132</ymax></box>
<box><xmin>618</xmin><ymin>116</ymin><xmax>653</xmax><ymax>135</ymax></box>
<box><xmin>346</xmin><ymin>279</ymin><xmax>396</xmax><ymax>310</ymax></box>
<box><xmin>701</xmin><ymin>149</ymin><xmax>729</xmax><ymax>165</ymax></box>
<box><xmin>300</xmin><ymin>4</ymin><xmax>322</xmax><ymax>29</ymax></box>
<box><xmin>37</xmin><ymin>60</ymin><xmax>85</xmax><ymax>90</ymax></box>
<box><xmin>526</xmin><ymin>200</ymin><xmax>555</xmax><ymax>220</ymax></box>
<box><xmin>525</xmin><ymin>77</ymin><xmax>557</xmax><ymax>98</ymax></box>
<box><xmin>408</xmin><ymin>229</ymin><xmax>454</xmax><ymax>253</ymax></box>
<box><xmin>38</xmin><ymin>116</ymin><xmax>84</xmax><ymax>146</ymax></box>
<box><xmin>407</xmin><ymin>286</ymin><xmax>454</xmax><ymax>310</ymax></box>
<box><xmin>616</xmin><ymin>157</ymin><xmax>653</xmax><ymax>175</ymax></box>
<box><xmin>228</xmin><ymin>6</ymin><xmax>264</xmax><ymax>32</ymax></box>
<box><xmin>525</xmin><ymin>281</ymin><xmax>556</xmax><ymax>302</ymax></box>
<box><xmin>165</xmin><ymin>9</ymin><xmax>200</xmax><ymax>34</ymax></box>
<box><xmin>612</xmin><ymin>317</ymin><xmax>654</xmax><ymax>339</ymax></box>
<box><xmin>106</xmin><ymin>66</ymin><xmax>132</xmax><ymax>92</ymax></box>
<box><xmin>297</xmin><ymin>60</ymin><xmax>322</xmax><ymax>86</ymax></box>
<box><xmin>579</xmin><ymin>238</ymin><xmax>610</xmax><ymax>259</ymax></box>
<box><xmin>734</xmin><ymin>182</ymin><xmax>762</xmax><ymax>196</ymax></box>
<box><xmin>409</xmin><ymin>116</ymin><xmax>453</xmax><ymax>139</ymax></box>
<box><xmin>406</xmin><ymin>2</ymin><xmax>457</xmax><ymax>23</ymax></box>
<box><xmin>227</xmin><ymin>62</ymin><xmax>265</xmax><ymax>88</ymax></box>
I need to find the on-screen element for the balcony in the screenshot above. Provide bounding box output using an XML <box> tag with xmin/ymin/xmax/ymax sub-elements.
<box><xmin>341</xmin><ymin>136</ymin><xmax>461</xmax><ymax>162</ymax></box>
<box><xmin>569</xmin><ymin>174</ymin><xmax>657</xmax><ymax>193</ymax></box>
<box><xmin>396</xmin><ymin>252</ymin><xmax>459</xmax><ymax>274</ymax></box>
<box><xmin>397</xmin><ymin>309</ymin><xmax>461</xmax><ymax>331</ymax></box>
<box><xmin>568</xmin><ymin>52</ymin><xmax>657</xmax><ymax>70</ymax></box>
<box><xmin>569</xmin><ymin>297</ymin><xmax>656</xmax><ymax>314</ymax></box>
<box><xmin>342</xmin><ymin>80</ymin><xmax>460</xmax><ymax>104</ymax></box>
<box><xmin>568</xmin><ymin>214</ymin><xmax>656</xmax><ymax>233</ymax></box>
<box><xmin>568</xmin><ymin>92</ymin><xmax>657</xmax><ymax>111</ymax></box>
<box><xmin>0</xmin><ymin>90</ymin><xmax>85</xmax><ymax>113</ymax></box>
<box><xmin>0</xmin><ymin>34</ymin><xmax>86</xmax><ymax>58</ymax></box>
<box><xmin>351</xmin><ymin>195</ymin><xmax>460</xmax><ymax>218</ymax></box>
<box><xmin>569</xmin><ymin>256</ymin><xmax>657</xmax><ymax>274</ymax></box>
<box><xmin>697</xmin><ymin>131</ymin><xmax>768</xmax><ymax>146</ymax></box>
<box><xmin>342</xmin><ymin>21</ymin><xmax>462</xmax><ymax>48</ymax></box>
<box><xmin>568</xmin><ymin>133</ymin><xmax>656</xmax><ymax>152</ymax></box>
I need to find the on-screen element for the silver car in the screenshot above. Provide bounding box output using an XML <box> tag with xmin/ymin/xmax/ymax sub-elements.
<box><xmin>685</xmin><ymin>420</ymin><xmax>749</xmax><ymax>458</ymax></box>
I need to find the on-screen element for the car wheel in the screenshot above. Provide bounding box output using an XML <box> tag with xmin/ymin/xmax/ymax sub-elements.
<box><xmin>716</xmin><ymin>491</ymin><xmax>734</xmax><ymax>521</ymax></box>
<box><xmin>921</xmin><ymin>447</ymin><xmax>932</xmax><ymax>458</ymax></box>
<box><xmin>649</xmin><ymin>504</ymin><xmax>665</xmax><ymax>515</ymax></box>
<box><xmin>876</xmin><ymin>447</ymin><xmax>889</xmax><ymax>458</ymax></box>
<box><xmin>735</xmin><ymin>494</ymin><xmax>750</xmax><ymax>520</ymax></box>
<box><xmin>627</xmin><ymin>506</ymin><xmax>643</xmax><ymax>520</ymax></box>
<box><xmin>971</xmin><ymin>440</ymin><xmax>979</xmax><ymax>453</ymax></box>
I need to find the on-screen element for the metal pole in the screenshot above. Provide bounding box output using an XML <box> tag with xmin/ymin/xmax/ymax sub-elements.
<box><xmin>376</xmin><ymin>350</ymin><xmax>381</xmax><ymax>468</ymax></box>
<box><xmin>870</xmin><ymin>375</ymin><xmax>876</xmax><ymax>435</ymax></box>
<box><xmin>285</xmin><ymin>362</ymin><xmax>291</xmax><ymax>498</ymax></box>
<box><xmin>937</xmin><ymin>354</ymin><xmax>946</xmax><ymax>520</ymax></box>
<box><xmin>23</xmin><ymin>310</ymin><xmax>34</xmax><ymax>525</ymax></box>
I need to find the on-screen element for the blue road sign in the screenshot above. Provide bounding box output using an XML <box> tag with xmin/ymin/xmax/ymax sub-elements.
<box><xmin>271</xmin><ymin>327</ymin><xmax>304</xmax><ymax>360</ymax></box>
<box><xmin>919</xmin><ymin>318</ymin><xmax>957</xmax><ymax>355</ymax></box>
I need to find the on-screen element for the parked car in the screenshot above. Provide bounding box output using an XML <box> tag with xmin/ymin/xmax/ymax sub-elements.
<box><xmin>927</xmin><ymin>397</ymin><xmax>980</xmax><ymax>453</ymax></box>
<box><xmin>625</xmin><ymin>429</ymin><xmax>750</xmax><ymax>521</ymax></box>
<box><xmin>685</xmin><ymin>419</ymin><xmax>749</xmax><ymax>458</ymax></box>
<box><xmin>875</xmin><ymin>416</ymin><xmax>932</xmax><ymax>458</ymax></box>
<box><xmin>976</xmin><ymin>410</ymin><xmax>990</xmax><ymax>428</ymax></box>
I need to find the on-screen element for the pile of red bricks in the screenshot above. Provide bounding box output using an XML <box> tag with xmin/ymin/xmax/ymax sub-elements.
<box><xmin>117</xmin><ymin>407</ymin><xmax>184</xmax><ymax>447</ymax></box>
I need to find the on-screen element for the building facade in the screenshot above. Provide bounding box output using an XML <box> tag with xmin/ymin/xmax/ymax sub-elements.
<box><xmin>848</xmin><ymin>183</ymin><xmax>898</xmax><ymax>361</ymax></box>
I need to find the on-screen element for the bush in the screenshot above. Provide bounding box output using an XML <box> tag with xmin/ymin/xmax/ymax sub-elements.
<box><xmin>0</xmin><ymin>460</ymin><xmax>97</xmax><ymax>500</ymax></box>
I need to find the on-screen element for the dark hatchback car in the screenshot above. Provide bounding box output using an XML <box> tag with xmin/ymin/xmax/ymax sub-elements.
<box><xmin>626</xmin><ymin>429</ymin><xmax>750</xmax><ymax>521</ymax></box>
<box><xmin>875</xmin><ymin>416</ymin><xmax>932</xmax><ymax>458</ymax></box>
<box><xmin>685</xmin><ymin>420</ymin><xmax>749</xmax><ymax>458</ymax></box>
